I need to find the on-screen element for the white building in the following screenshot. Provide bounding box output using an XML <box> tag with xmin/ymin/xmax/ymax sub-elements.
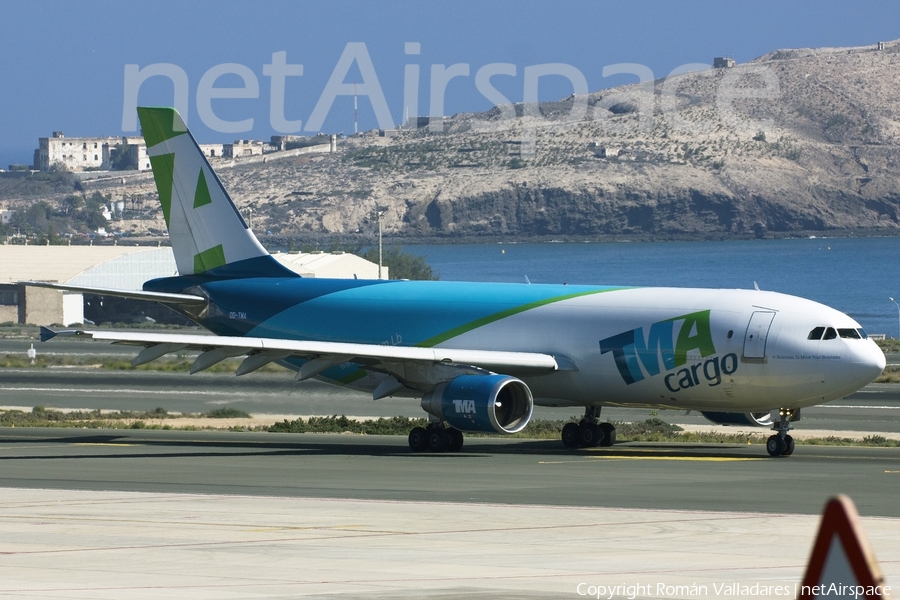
<box><xmin>224</xmin><ymin>140</ymin><xmax>265</xmax><ymax>158</ymax></box>
<box><xmin>35</xmin><ymin>132</ymin><xmax>150</xmax><ymax>172</ymax></box>
<box><xmin>199</xmin><ymin>144</ymin><xmax>226</xmax><ymax>159</ymax></box>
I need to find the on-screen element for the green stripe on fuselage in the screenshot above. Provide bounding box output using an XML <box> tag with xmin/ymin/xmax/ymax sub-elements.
<box><xmin>416</xmin><ymin>287</ymin><xmax>627</xmax><ymax>348</ymax></box>
<box><xmin>339</xmin><ymin>369</ymin><xmax>368</xmax><ymax>384</ymax></box>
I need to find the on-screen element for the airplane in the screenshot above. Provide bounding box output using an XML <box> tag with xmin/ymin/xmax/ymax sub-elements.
<box><xmin>26</xmin><ymin>107</ymin><xmax>885</xmax><ymax>457</ymax></box>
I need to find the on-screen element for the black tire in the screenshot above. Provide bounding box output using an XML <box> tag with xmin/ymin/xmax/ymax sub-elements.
<box><xmin>428</xmin><ymin>427</ymin><xmax>450</xmax><ymax>452</ymax></box>
<box><xmin>782</xmin><ymin>435</ymin><xmax>795</xmax><ymax>456</ymax></box>
<box><xmin>599</xmin><ymin>423</ymin><xmax>616</xmax><ymax>447</ymax></box>
<box><xmin>447</xmin><ymin>428</ymin><xmax>464</xmax><ymax>452</ymax></box>
<box><xmin>580</xmin><ymin>422</ymin><xmax>604</xmax><ymax>448</ymax></box>
<box><xmin>561</xmin><ymin>422</ymin><xmax>581</xmax><ymax>448</ymax></box>
<box><xmin>766</xmin><ymin>435</ymin><xmax>786</xmax><ymax>457</ymax></box>
<box><xmin>408</xmin><ymin>427</ymin><xmax>428</xmax><ymax>452</ymax></box>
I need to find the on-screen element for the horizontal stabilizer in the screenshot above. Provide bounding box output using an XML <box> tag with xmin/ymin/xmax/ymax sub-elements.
<box><xmin>20</xmin><ymin>281</ymin><xmax>206</xmax><ymax>305</ymax></box>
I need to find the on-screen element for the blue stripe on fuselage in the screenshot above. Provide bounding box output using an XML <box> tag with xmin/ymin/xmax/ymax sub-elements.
<box><xmin>230</xmin><ymin>279</ymin><xmax>620</xmax><ymax>346</ymax></box>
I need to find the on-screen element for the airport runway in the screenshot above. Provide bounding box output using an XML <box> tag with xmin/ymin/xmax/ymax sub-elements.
<box><xmin>0</xmin><ymin>428</ymin><xmax>898</xmax><ymax>598</ymax></box>
<box><xmin>0</xmin><ymin>428</ymin><xmax>897</xmax><ymax>517</ymax></box>
<box><xmin>2</xmin><ymin>339</ymin><xmax>899</xmax><ymax>598</ymax></box>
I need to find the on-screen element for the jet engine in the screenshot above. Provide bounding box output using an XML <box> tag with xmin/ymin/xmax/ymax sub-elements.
<box><xmin>420</xmin><ymin>374</ymin><xmax>533</xmax><ymax>434</ymax></box>
<box><xmin>701</xmin><ymin>411</ymin><xmax>774</xmax><ymax>427</ymax></box>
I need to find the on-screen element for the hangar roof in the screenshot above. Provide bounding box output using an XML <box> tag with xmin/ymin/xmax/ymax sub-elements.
<box><xmin>0</xmin><ymin>245</ymin><xmax>385</xmax><ymax>289</ymax></box>
<box><xmin>0</xmin><ymin>245</ymin><xmax>155</xmax><ymax>286</ymax></box>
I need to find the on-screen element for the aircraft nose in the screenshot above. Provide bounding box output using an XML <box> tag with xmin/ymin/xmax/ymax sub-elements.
<box><xmin>852</xmin><ymin>341</ymin><xmax>886</xmax><ymax>384</ymax></box>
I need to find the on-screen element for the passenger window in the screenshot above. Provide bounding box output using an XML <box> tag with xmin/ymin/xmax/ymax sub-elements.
<box><xmin>823</xmin><ymin>327</ymin><xmax>837</xmax><ymax>340</ymax></box>
<box><xmin>807</xmin><ymin>327</ymin><xmax>825</xmax><ymax>340</ymax></box>
<box><xmin>857</xmin><ymin>328</ymin><xmax>868</xmax><ymax>340</ymax></box>
<box><xmin>838</xmin><ymin>328</ymin><xmax>861</xmax><ymax>339</ymax></box>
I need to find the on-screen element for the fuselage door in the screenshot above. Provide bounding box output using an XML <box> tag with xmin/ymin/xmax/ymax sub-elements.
<box><xmin>743</xmin><ymin>311</ymin><xmax>776</xmax><ymax>361</ymax></box>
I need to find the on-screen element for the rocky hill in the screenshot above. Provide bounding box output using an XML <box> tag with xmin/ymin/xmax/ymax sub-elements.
<box><xmin>8</xmin><ymin>38</ymin><xmax>900</xmax><ymax>242</ymax></box>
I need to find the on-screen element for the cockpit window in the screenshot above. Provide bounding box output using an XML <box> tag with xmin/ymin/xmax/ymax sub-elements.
<box><xmin>807</xmin><ymin>327</ymin><xmax>825</xmax><ymax>340</ymax></box>
<box><xmin>809</xmin><ymin>326</ymin><xmax>867</xmax><ymax>340</ymax></box>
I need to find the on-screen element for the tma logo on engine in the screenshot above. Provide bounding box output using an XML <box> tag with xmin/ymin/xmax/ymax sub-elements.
<box><xmin>599</xmin><ymin>310</ymin><xmax>738</xmax><ymax>391</ymax></box>
<box><xmin>453</xmin><ymin>399</ymin><xmax>477</xmax><ymax>414</ymax></box>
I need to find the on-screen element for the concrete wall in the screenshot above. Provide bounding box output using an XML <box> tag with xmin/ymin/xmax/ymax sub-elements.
<box><xmin>19</xmin><ymin>285</ymin><xmax>64</xmax><ymax>326</ymax></box>
<box><xmin>0</xmin><ymin>305</ymin><xmax>17</xmax><ymax>323</ymax></box>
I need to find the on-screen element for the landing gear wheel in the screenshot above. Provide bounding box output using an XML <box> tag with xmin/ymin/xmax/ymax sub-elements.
<box><xmin>579</xmin><ymin>422</ymin><xmax>604</xmax><ymax>448</ymax></box>
<box><xmin>428</xmin><ymin>426</ymin><xmax>450</xmax><ymax>452</ymax></box>
<box><xmin>782</xmin><ymin>435</ymin><xmax>795</xmax><ymax>456</ymax></box>
<box><xmin>768</xmin><ymin>408</ymin><xmax>799</xmax><ymax>457</ymax></box>
<box><xmin>408</xmin><ymin>427</ymin><xmax>428</xmax><ymax>452</ymax></box>
<box><xmin>447</xmin><ymin>428</ymin><xmax>464</xmax><ymax>452</ymax></box>
<box><xmin>766</xmin><ymin>435</ymin><xmax>786</xmax><ymax>457</ymax></box>
<box><xmin>561</xmin><ymin>422</ymin><xmax>581</xmax><ymax>448</ymax></box>
<box><xmin>598</xmin><ymin>423</ymin><xmax>616</xmax><ymax>447</ymax></box>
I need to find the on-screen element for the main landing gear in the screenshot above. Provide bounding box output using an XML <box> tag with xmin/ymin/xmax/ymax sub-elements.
<box><xmin>766</xmin><ymin>408</ymin><xmax>798</xmax><ymax>457</ymax></box>
<box><xmin>561</xmin><ymin>406</ymin><xmax>616</xmax><ymax>449</ymax></box>
<box><xmin>408</xmin><ymin>422</ymin><xmax>464</xmax><ymax>453</ymax></box>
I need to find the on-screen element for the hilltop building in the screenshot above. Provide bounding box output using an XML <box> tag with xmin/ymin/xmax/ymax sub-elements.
<box><xmin>31</xmin><ymin>128</ymin><xmax>339</xmax><ymax>174</ymax></box>
<box><xmin>199</xmin><ymin>144</ymin><xmax>226</xmax><ymax>158</ymax></box>
<box><xmin>34</xmin><ymin>132</ymin><xmax>149</xmax><ymax>172</ymax></box>
<box><xmin>713</xmin><ymin>57</ymin><xmax>735</xmax><ymax>68</ymax></box>
<box><xmin>224</xmin><ymin>140</ymin><xmax>267</xmax><ymax>158</ymax></box>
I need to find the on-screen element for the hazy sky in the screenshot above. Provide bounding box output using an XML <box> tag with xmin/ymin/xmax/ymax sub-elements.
<box><xmin>1</xmin><ymin>0</ymin><xmax>898</xmax><ymax>169</ymax></box>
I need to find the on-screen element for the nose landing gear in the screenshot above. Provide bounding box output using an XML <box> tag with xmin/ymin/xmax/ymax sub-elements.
<box><xmin>562</xmin><ymin>406</ymin><xmax>616</xmax><ymax>449</ymax></box>
<box><xmin>766</xmin><ymin>408</ymin><xmax>798</xmax><ymax>457</ymax></box>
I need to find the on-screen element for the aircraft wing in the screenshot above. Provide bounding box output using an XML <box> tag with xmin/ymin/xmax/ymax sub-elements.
<box><xmin>20</xmin><ymin>281</ymin><xmax>206</xmax><ymax>305</ymax></box>
<box><xmin>40</xmin><ymin>327</ymin><xmax>565</xmax><ymax>396</ymax></box>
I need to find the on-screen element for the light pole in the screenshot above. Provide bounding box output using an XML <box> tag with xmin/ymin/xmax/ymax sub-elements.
<box><xmin>374</xmin><ymin>208</ymin><xmax>385</xmax><ymax>279</ymax></box>
<box><xmin>890</xmin><ymin>297</ymin><xmax>900</xmax><ymax>339</ymax></box>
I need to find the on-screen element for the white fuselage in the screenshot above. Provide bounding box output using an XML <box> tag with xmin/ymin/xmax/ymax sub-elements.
<box><xmin>335</xmin><ymin>287</ymin><xmax>884</xmax><ymax>413</ymax></box>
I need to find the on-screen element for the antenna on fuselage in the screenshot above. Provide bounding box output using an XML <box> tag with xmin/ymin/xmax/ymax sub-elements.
<box><xmin>754</xmin><ymin>281</ymin><xmax>760</xmax><ymax>291</ymax></box>
<box><xmin>525</xmin><ymin>275</ymin><xmax>531</xmax><ymax>285</ymax></box>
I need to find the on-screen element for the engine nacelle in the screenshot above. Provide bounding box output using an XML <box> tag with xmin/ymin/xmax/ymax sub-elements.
<box><xmin>420</xmin><ymin>374</ymin><xmax>533</xmax><ymax>434</ymax></box>
<box><xmin>701</xmin><ymin>411</ymin><xmax>774</xmax><ymax>427</ymax></box>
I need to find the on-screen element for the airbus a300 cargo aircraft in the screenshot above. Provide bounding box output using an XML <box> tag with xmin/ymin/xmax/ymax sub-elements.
<box><xmin>29</xmin><ymin>107</ymin><xmax>885</xmax><ymax>457</ymax></box>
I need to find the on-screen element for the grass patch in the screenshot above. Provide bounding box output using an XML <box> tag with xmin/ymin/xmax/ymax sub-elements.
<box><xmin>268</xmin><ymin>415</ymin><xmax>429</xmax><ymax>435</ymax></box>
<box><xmin>0</xmin><ymin>405</ymin><xmax>252</xmax><ymax>429</ymax></box>
<box><xmin>0</xmin><ymin>353</ymin><xmax>289</xmax><ymax>373</ymax></box>
<box><xmin>875</xmin><ymin>365</ymin><xmax>900</xmax><ymax>383</ymax></box>
<box><xmin>875</xmin><ymin>339</ymin><xmax>900</xmax><ymax>353</ymax></box>
<box><xmin>204</xmin><ymin>407</ymin><xmax>251</xmax><ymax>419</ymax></box>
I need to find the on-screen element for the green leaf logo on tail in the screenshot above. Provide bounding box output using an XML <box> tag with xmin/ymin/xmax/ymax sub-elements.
<box><xmin>137</xmin><ymin>107</ymin><xmax>271</xmax><ymax>276</ymax></box>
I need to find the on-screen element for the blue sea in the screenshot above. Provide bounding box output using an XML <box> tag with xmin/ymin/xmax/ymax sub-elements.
<box><xmin>405</xmin><ymin>237</ymin><xmax>900</xmax><ymax>338</ymax></box>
